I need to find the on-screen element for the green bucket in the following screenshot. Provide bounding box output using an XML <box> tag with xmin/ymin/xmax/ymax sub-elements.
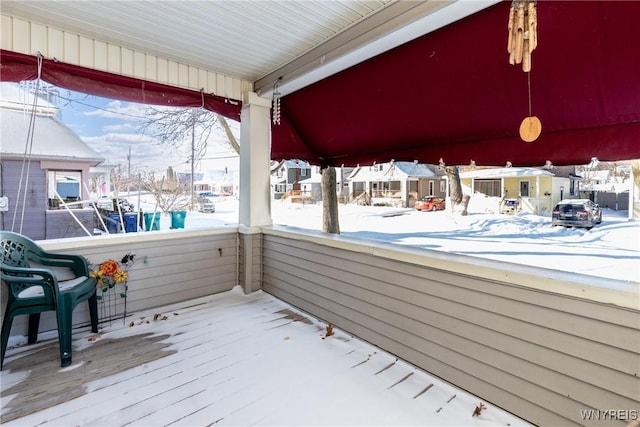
<box><xmin>170</xmin><ymin>210</ymin><xmax>187</xmax><ymax>229</ymax></box>
<box><xmin>143</xmin><ymin>212</ymin><xmax>161</xmax><ymax>231</ymax></box>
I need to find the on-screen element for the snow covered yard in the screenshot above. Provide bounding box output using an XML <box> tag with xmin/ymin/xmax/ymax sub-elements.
<box><xmin>179</xmin><ymin>197</ymin><xmax>638</xmax><ymax>284</ymax></box>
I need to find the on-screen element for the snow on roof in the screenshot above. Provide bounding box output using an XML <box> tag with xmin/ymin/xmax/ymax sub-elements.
<box><xmin>1</xmin><ymin>83</ymin><xmax>104</xmax><ymax>165</ymax></box>
<box><xmin>272</xmin><ymin>159</ymin><xmax>311</xmax><ymax>171</ymax></box>
<box><xmin>0</xmin><ymin>109</ymin><xmax>105</xmax><ymax>165</ymax></box>
<box><xmin>350</xmin><ymin>161</ymin><xmax>440</xmax><ymax>181</ymax></box>
<box><xmin>0</xmin><ymin>82</ymin><xmax>58</xmax><ymax>113</ymax></box>
<box><xmin>459</xmin><ymin>167</ymin><xmax>555</xmax><ymax>179</ymax></box>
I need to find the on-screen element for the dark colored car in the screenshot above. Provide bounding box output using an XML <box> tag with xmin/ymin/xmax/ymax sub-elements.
<box><xmin>415</xmin><ymin>196</ymin><xmax>446</xmax><ymax>211</ymax></box>
<box><xmin>552</xmin><ymin>199</ymin><xmax>602</xmax><ymax>229</ymax></box>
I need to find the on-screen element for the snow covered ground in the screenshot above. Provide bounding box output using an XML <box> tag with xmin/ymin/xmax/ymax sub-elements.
<box><xmin>134</xmin><ymin>196</ymin><xmax>639</xmax><ymax>284</ymax></box>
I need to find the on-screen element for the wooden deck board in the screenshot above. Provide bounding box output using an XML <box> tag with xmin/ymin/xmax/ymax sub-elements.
<box><xmin>1</xmin><ymin>288</ymin><xmax>530</xmax><ymax>426</ymax></box>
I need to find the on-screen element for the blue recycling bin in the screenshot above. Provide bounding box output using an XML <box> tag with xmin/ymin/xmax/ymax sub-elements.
<box><xmin>106</xmin><ymin>213</ymin><xmax>121</xmax><ymax>233</ymax></box>
<box><xmin>170</xmin><ymin>210</ymin><xmax>187</xmax><ymax>229</ymax></box>
<box><xmin>124</xmin><ymin>213</ymin><xmax>138</xmax><ymax>233</ymax></box>
<box><xmin>143</xmin><ymin>212</ymin><xmax>161</xmax><ymax>231</ymax></box>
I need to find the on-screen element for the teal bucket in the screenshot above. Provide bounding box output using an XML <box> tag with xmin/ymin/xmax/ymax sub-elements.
<box><xmin>170</xmin><ymin>210</ymin><xmax>187</xmax><ymax>229</ymax></box>
<box><xmin>143</xmin><ymin>212</ymin><xmax>161</xmax><ymax>231</ymax></box>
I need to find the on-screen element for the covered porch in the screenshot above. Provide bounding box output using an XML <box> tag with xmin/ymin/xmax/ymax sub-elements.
<box><xmin>2</xmin><ymin>228</ymin><xmax>637</xmax><ymax>425</ymax></box>
<box><xmin>1</xmin><ymin>1</ymin><xmax>640</xmax><ymax>425</ymax></box>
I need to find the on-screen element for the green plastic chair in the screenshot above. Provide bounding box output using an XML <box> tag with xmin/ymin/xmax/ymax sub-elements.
<box><xmin>1</xmin><ymin>231</ymin><xmax>98</xmax><ymax>369</ymax></box>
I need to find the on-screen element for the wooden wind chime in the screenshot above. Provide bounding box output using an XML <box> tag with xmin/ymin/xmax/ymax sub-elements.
<box><xmin>507</xmin><ymin>0</ymin><xmax>541</xmax><ymax>142</ymax></box>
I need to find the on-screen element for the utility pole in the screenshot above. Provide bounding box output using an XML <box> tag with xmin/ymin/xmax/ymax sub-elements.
<box><xmin>127</xmin><ymin>146</ymin><xmax>131</xmax><ymax>195</ymax></box>
<box><xmin>191</xmin><ymin>110</ymin><xmax>196</xmax><ymax>211</ymax></box>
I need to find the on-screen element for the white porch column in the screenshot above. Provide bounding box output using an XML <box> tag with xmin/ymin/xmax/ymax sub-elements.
<box><xmin>238</xmin><ymin>92</ymin><xmax>271</xmax><ymax>294</ymax></box>
<box><xmin>239</xmin><ymin>92</ymin><xmax>272</xmax><ymax>227</ymax></box>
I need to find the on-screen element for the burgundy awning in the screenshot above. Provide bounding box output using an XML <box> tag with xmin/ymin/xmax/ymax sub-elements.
<box><xmin>272</xmin><ymin>1</ymin><xmax>640</xmax><ymax>166</ymax></box>
<box><xmin>0</xmin><ymin>50</ymin><xmax>242</xmax><ymax>121</ymax></box>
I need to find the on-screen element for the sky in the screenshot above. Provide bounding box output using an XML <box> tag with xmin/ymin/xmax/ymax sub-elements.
<box><xmin>13</xmin><ymin>82</ymin><xmax>240</xmax><ymax>174</ymax></box>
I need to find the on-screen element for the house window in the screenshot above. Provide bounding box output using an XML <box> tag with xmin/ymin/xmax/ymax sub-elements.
<box><xmin>439</xmin><ymin>180</ymin><xmax>446</xmax><ymax>193</ymax></box>
<box><xmin>275</xmin><ymin>184</ymin><xmax>286</xmax><ymax>193</ymax></box>
<box><xmin>474</xmin><ymin>179</ymin><xmax>501</xmax><ymax>197</ymax></box>
<box><xmin>428</xmin><ymin>181</ymin><xmax>434</xmax><ymax>196</ymax></box>
<box><xmin>48</xmin><ymin>170</ymin><xmax>82</xmax><ymax>209</ymax></box>
<box><xmin>520</xmin><ymin>180</ymin><xmax>530</xmax><ymax>197</ymax></box>
<box><xmin>300</xmin><ymin>168</ymin><xmax>308</xmax><ymax>177</ymax></box>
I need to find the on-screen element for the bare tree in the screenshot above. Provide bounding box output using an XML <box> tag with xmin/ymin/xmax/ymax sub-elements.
<box><xmin>439</xmin><ymin>159</ymin><xmax>470</xmax><ymax>216</ymax></box>
<box><xmin>139</xmin><ymin>107</ymin><xmax>239</xmax><ymax>160</ymax></box>
<box><xmin>321</xmin><ymin>166</ymin><xmax>340</xmax><ymax>234</ymax></box>
<box><xmin>138</xmin><ymin>170</ymin><xmax>189</xmax><ymax>213</ymax></box>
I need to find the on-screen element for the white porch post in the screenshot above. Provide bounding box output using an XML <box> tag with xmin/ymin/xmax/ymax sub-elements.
<box><xmin>239</xmin><ymin>92</ymin><xmax>272</xmax><ymax>227</ymax></box>
<box><xmin>238</xmin><ymin>92</ymin><xmax>272</xmax><ymax>294</ymax></box>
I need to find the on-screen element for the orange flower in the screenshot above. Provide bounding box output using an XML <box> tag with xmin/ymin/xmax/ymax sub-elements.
<box><xmin>99</xmin><ymin>259</ymin><xmax>120</xmax><ymax>276</ymax></box>
<box><xmin>113</xmin><ymin>269</ymin><xmax>128</xmax><ymax>283</ymax></box>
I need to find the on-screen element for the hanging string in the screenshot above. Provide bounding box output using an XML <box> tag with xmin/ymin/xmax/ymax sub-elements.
<box><xmin>527</xmin><ymin>71</ymin><xmax>532</xmax><ymax>117</ymax></box>
<box><xmin>12</xmin><ymin>53</ymin><xmax>44</xmax><ymax>233</ymax></box>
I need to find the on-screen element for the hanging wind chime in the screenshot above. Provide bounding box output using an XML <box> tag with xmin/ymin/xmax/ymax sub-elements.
<box><xmin>272</xmin><ymin>79</ymin><xmax>281</xmax><ymax>126</ymax></box>
<box><xmin>507</xmin><ymin>0</ymin><xmax>541</xmax><ymax>142</ymax></box>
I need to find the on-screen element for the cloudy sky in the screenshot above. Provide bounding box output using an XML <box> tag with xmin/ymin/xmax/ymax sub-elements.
<box><xmin>48</xmin><ymin>84</ymin><xmax>240</xmax><ymax>174</ymax></box>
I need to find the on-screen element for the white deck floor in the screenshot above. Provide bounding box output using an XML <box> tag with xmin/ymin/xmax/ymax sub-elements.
<box><xmin>1</xmin><ymin>287</ymin><xmax>530</xmax><ymax>426</ymax></box>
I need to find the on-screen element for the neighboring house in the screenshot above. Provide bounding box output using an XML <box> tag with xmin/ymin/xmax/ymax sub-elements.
<box><xmin>575</xmin><ymin>163</ymin><xmax>632</xmax><ymax>210</ymax></box>
<box><xmin>458</xmin><ymin>166</ymin><xmax>580</xmax><ymax>214</ymax></box>
<box><xmin>0</xmin><ymin>83</ymin><xmax>105</xmax><ymax>240</ymax></box>
<box><xmin>202</xmin><ymin>169</ymin><xmax>236</xmax><ymax>196</ymax></box>
<box><xmin>270</xmin><ymin>159</ymin><xmax>312</xmax><ymax>200</ymax></box>
<box><xmin>348</xmin><ymin>161</ymin><xmax>445</xmax><ymax>207</ymax></box>
<box><xmin>298</xmin><ymin>165</ymin><xmax>355</xmax><ymax>202</ymax></box>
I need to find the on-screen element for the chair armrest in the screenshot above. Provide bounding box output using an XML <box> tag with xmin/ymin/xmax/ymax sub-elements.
<box><xmin>37</xmin><ymin>252</ymin><xmax>91</xmax><ymax>277</ymax></box>
<box><xmin>1</xmin><ymin>265</ymin><xmax>60</xmax><ymax>300</ymax></box>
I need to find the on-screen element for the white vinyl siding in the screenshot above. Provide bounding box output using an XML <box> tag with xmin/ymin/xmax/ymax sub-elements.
<box><xmin>261</xmin><ymin>228</ymin><xmax>639</xmax><ymax>426</ymax></box>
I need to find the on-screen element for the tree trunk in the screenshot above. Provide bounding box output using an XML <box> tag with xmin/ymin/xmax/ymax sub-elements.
<box><xmin>322</xmin><ymin>167</ymin><xmax>340</xmax><ymax>234</ymax></box>
<box><xmin>444</xmin><ymin>166</ymin><xmax>470</xmax><ymax>216</ymax></box>
<box><xmin>216</xmin><ymin>113</ymin><xmax>241</xmax><ymax>154</ymax></box>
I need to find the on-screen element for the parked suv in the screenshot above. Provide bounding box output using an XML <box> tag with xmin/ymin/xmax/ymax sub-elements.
<box><xmin>197</xmin><ymin>197</ymin><xmax>216</xmax><ymax>213</ymax></box>
<box><xmin>552</xmin><ymin>199</ymin><xmax>602</xmax><ymax>229</ymax></box>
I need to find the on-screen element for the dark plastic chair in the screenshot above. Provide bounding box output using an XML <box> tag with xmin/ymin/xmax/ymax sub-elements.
<box><xmin>1</xmin><ymin>231</ymin><xmax>98</xmax><ymax>369</ymax></box>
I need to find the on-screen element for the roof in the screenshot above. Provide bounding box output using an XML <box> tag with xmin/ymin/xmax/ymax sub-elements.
<box><xmin>350</xmin><ymin>161</ymin><xmax>440</xmax><ymax>181</ymax></box>
<box><xmin>271</xmin><ymin>159</ymin><xmax>312</xmax><ymax>172</ymax></box>
<box><xmin>0</xmin><ymin>85</ymin><xmax>105</xmax><ymax>165</ymax></box>
<box><xmin>2</xmin><ymin>1</ymin><xmax>639</xmax><ymax>167</ymax></box>
<box><xmin>459</xmin><ymin>167</ymin><xmax>555</xmax><ymax>179</ymax></box>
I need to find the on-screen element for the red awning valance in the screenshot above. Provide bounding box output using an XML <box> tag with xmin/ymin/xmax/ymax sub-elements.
<box><xmin>0</xmin><ymin>50</ymin><xmax>242</xmax><ymax>121</ymax></box>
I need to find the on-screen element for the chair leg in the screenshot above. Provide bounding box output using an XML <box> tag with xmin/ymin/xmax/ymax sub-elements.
<box><xmin>88</xmin><ymin>293</ymin><xmax>99</xmax><ymax>333</ymax></box>
<box><xmin>1</xmin><ymin>310</ymin><xmax>15</xmax><ymax>370</ymax></box>
<box><xmin>56</xmin><ymin>303</ymin><xmax>73</xmax><ymax>367</ymax></box>
<box><xmin>27</xmin><ymin>313</ymin><xmax>41</xmax><ymax>344</ymax></box>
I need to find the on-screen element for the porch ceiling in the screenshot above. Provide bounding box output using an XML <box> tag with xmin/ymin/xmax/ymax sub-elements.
<box><xmin>1</xmin><ymin>1</ymin><xmax>639</xmax><ymax>167</ymax></box>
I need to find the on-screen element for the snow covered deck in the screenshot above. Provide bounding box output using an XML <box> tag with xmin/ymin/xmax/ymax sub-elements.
<box><xmin>1</xmin><ymin>287</ymin><xmax>528</xmax><ymax>426</ymax></box>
